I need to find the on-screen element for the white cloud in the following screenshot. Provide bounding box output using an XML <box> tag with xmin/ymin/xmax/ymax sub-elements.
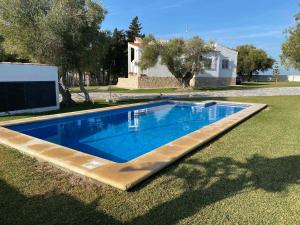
<box><xmin>160</xmin><ymin>0</ymin><xmax>186</xmax><ymax>9</ymax></box>
<box><xmin>157</xmin><ymin>25</ymin><xmax>285</xmax><ymax>41</ymax></box>
<box><xmin>235</xmin><ymin>30</ymin><xmax>282</xmax><ymax>39</ymax></box>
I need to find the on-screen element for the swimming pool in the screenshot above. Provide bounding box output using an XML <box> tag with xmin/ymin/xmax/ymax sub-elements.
<box><xmin>0</xmin><ymin>100</ymin><xmax>266</xmax><ymax>190</ymax></box>
<box><xmin>6</xmin><ymin>101</ymin><xmax>248</xmax><ymax>163</ymax></box>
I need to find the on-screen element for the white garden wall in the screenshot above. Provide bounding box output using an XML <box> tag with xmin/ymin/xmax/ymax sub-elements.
<box><xmin>287</xmin><ymin>75</ymin><xmax>300</xmax><ymax>82</ymax></box>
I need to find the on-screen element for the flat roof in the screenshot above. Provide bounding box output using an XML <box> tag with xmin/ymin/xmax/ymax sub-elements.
<box><xmin>0</xmin><ymin>62</ymin><xmax>56</xmax><ymax>67</ymax></box>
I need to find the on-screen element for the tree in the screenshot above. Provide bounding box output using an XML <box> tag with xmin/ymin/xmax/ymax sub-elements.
<box><xmin>81</xmin><ymin>30</ymin><xmax>111</xmax><ymax>85</ymax></box>
<box><xmin>0</xmin><ymin>35</ymin><xmax>28</xmax><ymax>62</ymax></box>
<box><xmin>38</xmin><ymin>0</ymin><xmax>106</xmax><ymax>103</ymax></box>
<box><xmin>126</xmin><ymin>16</ymin><xmax>144</xmax><ymax>42</ymax></box>
<box><xmin>237</xmin><ymin>45</ymin><xmax>274</xmax><ymax>81</ymax></box>
<box><xmin>104</xmin><ymin>29</ymin><xmax>128</xmax><ymax>83</ymax></box>
<box><xmin>272</xmin><ymin>61</ymin><xmax>280</xmax><ymax>83</ymax></box>
<box><xmin>281</xmin><ymin>8</ymin><xmax>300</xmax><ymax>70</ymax></box>
<box><xmin>0</xmin><ymin>0</ymin><xmax>106</xmax><ymax>104</ymax></box>
<box><xmin>139</xmin><ymin>35</ymin><xmax>215</xmax><ymax>88</ymax></box>
<box><xmin>75</xmin><ymin>28</ymin><xmax>128</xmax><ymax>87</ymax></box>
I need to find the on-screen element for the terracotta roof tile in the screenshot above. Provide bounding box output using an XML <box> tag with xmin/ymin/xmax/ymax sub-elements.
<box><xmin>129</xmin><ymin>42</ymin><xmax>143</xmax><ymax>47</ymax></box>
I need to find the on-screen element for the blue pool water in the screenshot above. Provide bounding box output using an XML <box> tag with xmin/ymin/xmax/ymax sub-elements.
<box><xmin>6</xmin><ymin>101</ymin><xmax>248</xmax><ymax>163</ymax></box>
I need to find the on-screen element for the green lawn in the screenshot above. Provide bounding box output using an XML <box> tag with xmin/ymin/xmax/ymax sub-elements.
<box><xmin>1</xmin><ymin>96</ymin><xmax>300</xmax><ymax>224</ymax></box>
<box><xmin>70</xmin><ymin>81</ymin><xmax>300</xmax><ymax>93</ymax></box>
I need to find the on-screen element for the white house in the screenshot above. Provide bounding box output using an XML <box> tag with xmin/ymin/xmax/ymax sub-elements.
<box><xmin>117</xmin><ymin>37</ymin><xmax>238</xmax><ymax>89</ymax></box>
<box><xmin>0</xmin><ymin>63</ymin><xmax>59</xmax><ymax>115</ymax></box>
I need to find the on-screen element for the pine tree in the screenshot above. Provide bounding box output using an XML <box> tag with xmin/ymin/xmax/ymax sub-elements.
<box><xmin>105</xmin><ymin>29</ymin><xmax>128</xmax><ymax>82</ymax></box>
<box><xmin>272</xmin><ymin>61</ymin><xmax>280</xmax><ymax>83</ymax></box>
<box><xmin>126</xmin><ymin>16</ymin><xmax>144</xmax><ymax>42</ymax></box>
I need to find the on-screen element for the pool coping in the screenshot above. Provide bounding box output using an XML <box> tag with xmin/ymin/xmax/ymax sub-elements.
<box><xmin>0</xmin><ymin>100</ymin><xmax>266</xmax><ymax>191</ymax></box>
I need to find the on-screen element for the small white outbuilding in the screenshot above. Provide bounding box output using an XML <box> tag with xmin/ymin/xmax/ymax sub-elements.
<box><xmin>0</xmin><ymin>63</ymin><xmax>59</xmax><ymax>115</ymax></box>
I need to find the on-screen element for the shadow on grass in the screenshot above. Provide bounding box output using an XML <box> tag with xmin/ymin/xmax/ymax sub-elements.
<box><xmin>128</xmin><ymin>154</ymin><xmax>300</xmax><ymax>225</ymax></box>
<box><xmin>241</xmin><ymin>82</ymin><xmax>270</xmax><ymax>86</ymax></box>
<box><xmin>1</xmin><ymin>154</ymin><xmax>299</xmax><ymax>225</ymax></box>
<box><xmin>0</xmin><ymin>179</ymin><xmax>122</xmax><ymax>225</ymax></box>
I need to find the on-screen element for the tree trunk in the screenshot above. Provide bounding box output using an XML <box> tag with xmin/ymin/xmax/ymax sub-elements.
<box><xmin>78</xmin><ymin>68</ymin><xmax>92</xmax><ymax>103</ymax></box>
<box><xmin>247</xmin><ymin>73</ymin><xmax>253</xmax><ymax>82</ymax></box>
<box><xmin>59</xmin><ymin>70</ymin><xmax>75</xmax><ymax>106</ymax></box>
<box><xmin>181</xmin><ymin>72</ymin><xmax>194</xmax><ymax>88</ymax></box>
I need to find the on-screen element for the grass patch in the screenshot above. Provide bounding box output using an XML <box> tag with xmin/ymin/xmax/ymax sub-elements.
<box><xmin>0</xmin><ymin>96</ymin><xmax>300</xmax><ymax>224</ymax></box>
<box><xmin>69</xmin><ymin>82</ymin><xmax>300</xmax><ymax>93</ymax></box>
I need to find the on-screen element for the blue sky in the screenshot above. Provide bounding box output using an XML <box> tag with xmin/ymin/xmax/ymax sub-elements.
<box><xmin>101</xmin><ymin>0</ymin><xmax>299</xmax><ymax>74</ymax></box>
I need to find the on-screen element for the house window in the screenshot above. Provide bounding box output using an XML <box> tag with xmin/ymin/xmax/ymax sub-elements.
<box><xmin>131</xmin><ymin>48</ymin><xmax>135</xmax><ymax>62</ymax></box>
<box><xmin>222</xmin><ymin>59</ymin><xmax>230</xmax><ymax>69</ymax></box>
<box><xmin>203</xmin><ymin>57</ymin><xmax>213</xmax><ymax>70</ymax></box>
